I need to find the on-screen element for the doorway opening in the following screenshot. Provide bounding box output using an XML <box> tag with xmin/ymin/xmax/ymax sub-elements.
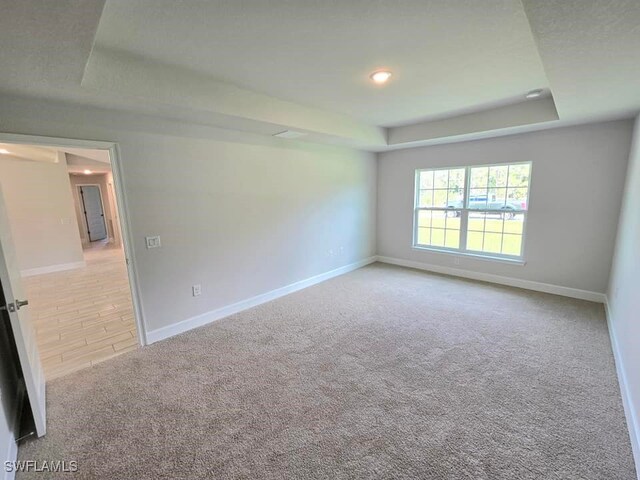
<box><xmin>0</xmin><ymin>141</ymin><xmax>142</xmax><ymax>382</ymax></box>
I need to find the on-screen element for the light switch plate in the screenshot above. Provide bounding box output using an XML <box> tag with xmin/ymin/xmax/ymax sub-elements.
<box><xmin>145</xmin><ymin>236</ymin><xmax>161</xmax><ymax>249</ymax></box>
<box><xmin>192</xmin><ymin>284</ymin><xmax>202</xmax><ymax>296</ymax></box>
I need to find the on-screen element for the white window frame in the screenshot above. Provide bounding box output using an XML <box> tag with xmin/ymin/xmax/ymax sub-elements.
<box><xmin>412</xmin><ymin>162</ymin><xmax>532</xmax><ymax>262</ymax></box>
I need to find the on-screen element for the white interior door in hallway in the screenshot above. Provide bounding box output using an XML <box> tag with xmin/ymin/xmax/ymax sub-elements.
<box><xmin>79</xmin><ymin>185</ymin><xmax>107</xmax><ymax>242</ymax></box>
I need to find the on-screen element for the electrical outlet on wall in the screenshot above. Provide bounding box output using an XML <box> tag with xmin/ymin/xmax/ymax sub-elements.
<box><xmin>454</xmin><ymin>257</ymin><xmax>461</xmax><ymax>266</ymax></box>
<box><xmin>146</xmin><ymin>236</ymin><xmax>161</xmax><ymax>249</ymax></box>
<box><xmin>192</xmin><ymin>284</ymin><xmax>202</xmax><ymax>297</ymax></box>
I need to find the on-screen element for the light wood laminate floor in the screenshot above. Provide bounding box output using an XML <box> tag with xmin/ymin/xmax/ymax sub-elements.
<box><xmin>24</xmin><ymin>242</ymin><xmax>138</xmax><ymax>381</ymax></box>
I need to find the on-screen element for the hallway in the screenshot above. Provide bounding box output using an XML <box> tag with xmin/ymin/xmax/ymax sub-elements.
<box><xmin>24</xmin><ymin>243</ymin><xmax>138</xmax><ymax>380</ymax></box>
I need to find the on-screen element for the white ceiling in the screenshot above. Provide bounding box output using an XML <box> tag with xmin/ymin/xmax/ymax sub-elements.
<box><xmin>95</xmin><ymin>0</ymin><xmax>548</xmax><ymax>127</ymax></box>
<box><xmin>521</xmin><ymin>0</ymin><xmax>640</xmax><ymax>122</ymax></box>
<box><xmin>0</xmin><ymin>0</ymin><xmax>638</xmax><ymax>150</ymax></box>
<box><xmin>0</xmin><ymin>142</ymin><xmax>111</xmax><ymax>174</ymax></box>
<box><xmin>62</xmin><ymin>148</ymin><xmax>111</xmax><ymax>164</ymax></box>
<box><xmin>0</xmin><ymin>143</ymin><xmax>58</xmax><ymax>163</ymax></box>
<box><xmin>0</xmin><ymin>0</ymin><xmax>105</xmax><ymax>98</ymax></box>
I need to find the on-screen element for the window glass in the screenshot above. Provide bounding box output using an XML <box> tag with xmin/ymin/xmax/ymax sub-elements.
<box><xmin>415</xmin><ymin>163</ymin><xmax>531</xmax><ymax>259</ymax></box>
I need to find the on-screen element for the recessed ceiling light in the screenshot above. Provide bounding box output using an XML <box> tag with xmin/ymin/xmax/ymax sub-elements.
<box><xmin>83</xmin><ymin>169</ymin><xmax>92</xmax><ymax>175</ymax></box>
<box><xmin>525</xmin><ymin>89</ymin><xmax>544</xmax><ymax>99</ymax></box>
<box><xmin>370</xmin><ymin>70</ymin><xmax>393</xmax><ymax>85</ymax></box>
<box><xmin>0</xmin><ymin>149</ymin><xmax>10</xmax><ymax>154</ymax></box>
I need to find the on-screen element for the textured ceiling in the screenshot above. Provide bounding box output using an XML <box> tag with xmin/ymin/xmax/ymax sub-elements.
<box><xmin>521</xmin><ymin>0</ymin><xmax>640</xmax><ymax>121</ymax></box>
<box><xmin>0</xmin><ymin>1</ymin><xmax>638</xmax><ymax>150</ymax></box>
<box><xmin>0</xmin><ymin>0</ymin><xmax>105</xmax><ymax>97</ymax></box>
<box><xmin>94</xmin><ymin>0</ymin><xmax>548</xmax><ymax>127</ymax></box>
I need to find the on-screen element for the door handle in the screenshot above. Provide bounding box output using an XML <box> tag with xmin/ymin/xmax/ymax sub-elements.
<box><xmin>15</xmin><ymin>299</ymin><xmax>28</xmax><ymax>310</ymax></box>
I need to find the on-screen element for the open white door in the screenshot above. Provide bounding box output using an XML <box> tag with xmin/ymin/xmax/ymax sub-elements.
<box><xmin>79</xmin><ymin>186</ymin><xmax>107</xmax><ymax>242</ymax></box>
<box><xmin>0</xmin><ymin>184</ymin><xmax>46</xmax><ymax>437</ymax></box>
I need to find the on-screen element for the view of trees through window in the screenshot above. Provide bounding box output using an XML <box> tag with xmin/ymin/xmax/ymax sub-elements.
<box><xmin>415</xmin><ymin>162</ymin><xmax>531</xmax><ymax>258</ymax></box>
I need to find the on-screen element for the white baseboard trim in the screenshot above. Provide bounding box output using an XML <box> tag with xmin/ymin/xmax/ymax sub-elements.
<box><xmin>375</xmin><ymin>256</ymin><xmax>606</xmax><ymax>303</ymax></box>
<box><xmin>604</xmin><ymin>297</ymin><xmax>640</xmax><ymax>479</ymax></box>
<box><xmin>146</xmin><ymin>256</ymin><xmax>377</xmax><ymax>344</ymax></box>
<box><xmin>20</xmin><ymin>261</ymin><xmax>86</xmax><ymax>278</ymax></box>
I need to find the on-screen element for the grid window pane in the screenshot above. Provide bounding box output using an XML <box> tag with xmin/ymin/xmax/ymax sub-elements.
<box><xmin>418</xmin><ymin>190</ymin><xmax>433</xmax><ymax>207</ymax></box>
<box><xmin>507</xmin><ymin>188</ymin><xmax>529</xmax><ymax>209</ymax></box>
<box><xmin>430</xmin><ymin>228</ymin><xmax>445</xmax><ymax>246</ymax></box>
<box><xmin>483</xmin><ymin>233</ymin><xmax>502</xmax><ymax>253</ymax></box>
<box><xmin>470</xmin><ymin>167</ymin><xmax>488</xmax><ymax>188</ymax></box>
<box><xmin>508</xmin><ymin>164</ymin><xmax>531</xmax><ymax>187</ymax></box>
<box><xmin>418</xmin><ymin>168</ymin><xmax>468</xmax><ymax>210</ymax></box>
<box><xmin>468</xmin><ymin>188</ymin><xmax>488</xmax><ymax>209</ymax></box>
<box><xmin>417</xmin><ymin>210</ymin><xmax>432</xmax><ymax>228</ymax></box>
<box><xmin>465</xmin><ymin>213</ymin><xmax>525</xmax><ymax>257</ymax></box>
<box><xmin>433</xmin><ymin>189</ymin><xmax>449</xmax><ymax>207</ymax></box>
<box><xmin>417</xmin><ymin>227</ymin><xmax>431</xmax><ymax>245</ymax></box>
<box><xmin>449</xmin><ymin>168</ymin><xmax>466</xmax><ymax>190</ymax></box>
<box><xmin>487</xmin><ymin>188</ymin><xmax>507</xmax><ymax>209</ymax></box>
<box><xmin>489</xmin><ymin>165</ymin><xmax>508</xmax><ymax>187</ymax></box>
<box><xmin>466</xmin><ymin>231</ymin><xmax>483</xmax><ymax>251</ymax></box>
<box><xmin>416</xmin><ymin>209</ymin><xmax>461</xmax><ymax>249</ymax></box>
<box><xmin>419</xmin><ymin>170</ymin><xmax>434</xmax><ymax>189</ymax></box>
<box><xmin>415</xmin><ymin>163</ymin><xmax>529</xmax><ymax>259</ymax></box>
<box><xmin>503</xmin><ymin>217</ymin><xmax>524</xmax><ymax>234</ymax></box>
<box><xmin>434</xmin><ymin>170</ymin><xmax>449</xmax><ymax>188</ymax></box>
<box><xmin>502</xmin><ymin>234</ymin><xmax>523</xmax><ymax>256</ymax></box>
<box><xmin>484</xmin><ymin>217</ymin><xmax>504</xmax><ymax>233</ymax></box>
<box><xmin>445</xmin><ymin>215</ymin><xmax>461</xmax><ymax>230</ymax></box>
<box><xmin>468</xmin><ymin>214</ymin><xmax>485</xmax><ymax>231</ymax></box>
<box><xmin>445</xmin><ymin>229</ymin><xmax>460</xmax><ymax>249</ymax></box>
<box><xmin>416</xmin><ymin>219</ymin><xmax>460</xmax><ymax>249</ymax></box>
<box><xmin>447</xmin><ymin>189</ymin><xmax>463</xmax><ymax>208</ymax></box>
<box><xmin>431</xmin><ymin>210</ymin><xmax>447</xmax><ymax>229</ymax></box>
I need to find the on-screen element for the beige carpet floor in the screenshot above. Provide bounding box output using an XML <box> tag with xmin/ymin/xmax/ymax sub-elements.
<box><xmin>17</xmin><ymin>263</ymin><xmax>636</xmax><ymax>479</ymax></box>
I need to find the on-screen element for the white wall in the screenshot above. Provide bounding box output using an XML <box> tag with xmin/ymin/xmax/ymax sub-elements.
<box><xmin>0</xmin><ymin>152</ymin><xmax>85</xmax><ymax>276</ymax></box>
<box><xmin>122</xmin><ymin>134</ymin><xmax>376</xmax><ymax>333</ymax></box>
<box><xmin>377</xmin><ymin>120</ymin><xmax>633</xmax><ymax>294</ymax></box>
<box><xmin>105</xmin><ymin>172</ymin><xmax>123</xmax><ymax>247</ymax></box>
<box><xmin>0</xmin><ymin>95</ymin><xmax>377</xmax><ymax>336</ymax></box>
<box><xmin>608</xmin><ymin>114</ymin><xmax>640</xmax><ymax>475</ymax></box>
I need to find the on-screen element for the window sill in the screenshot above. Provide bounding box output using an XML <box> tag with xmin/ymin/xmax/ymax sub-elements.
<box><xmin>411</xmin><ymin>245</ymin><xmax>527</xmax><ymax>266</ymax></box>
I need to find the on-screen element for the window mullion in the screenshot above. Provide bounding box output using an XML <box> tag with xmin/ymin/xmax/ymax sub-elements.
<box><xmin>413</xmin><ymin>170</ymin><xmax>420</xmax><ymax>247</ymax></box>
<box><xmin>459</xmin><ymin>167</ymin><xmax>471</xmax><ymax>253</ymax></box>
<box><xmin>460</xmin><ymin>209</ymin><xmax>469</xmax><ymax>253</ymax></box>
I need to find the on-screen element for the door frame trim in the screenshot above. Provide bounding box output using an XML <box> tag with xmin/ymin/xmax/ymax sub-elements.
<box><xmin>76</xmin><ymin>183</ymin><xmax>108</xmax><ymax>243</ymax></box>
<box><xmin>0</xmin><ymin>132</ymin><xmax>148</xmax><ymax>346</ymax></box>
